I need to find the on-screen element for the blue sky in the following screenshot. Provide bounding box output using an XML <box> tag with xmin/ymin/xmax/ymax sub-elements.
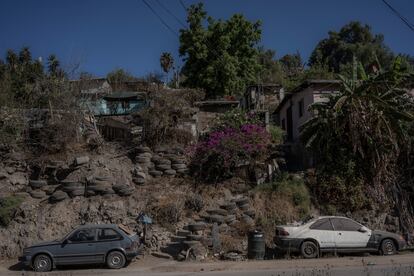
<box><xmin>0</xmin><ymin>0</ymin><xmax>413</xmax><ymax>78</ymax></box>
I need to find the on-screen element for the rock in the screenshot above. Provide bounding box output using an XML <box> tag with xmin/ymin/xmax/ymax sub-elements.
<box><xmin>223</xmin><ymin>252</ymin><xmax>244</xmax><ymax>261</ymax></box>
<box><xmin>8</xmin><ymin>173</ymin><xmax>27</xmax><ymax>186</ymax></box>
<box><xmin>74</xmin><ymin>156</ymin><xmax>90</xmax><ymax>166</ymax></box>
<box><xmin>68</xmin><ymin>189</ymin><xmax>85</xmax><ymax>197</ymax></box>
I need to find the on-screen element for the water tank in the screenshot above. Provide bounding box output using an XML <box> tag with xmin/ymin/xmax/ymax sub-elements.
<box><xmin>247</xmin><ymin>230</ymin><xmax>265</xmax><ymax>260</ymax></box>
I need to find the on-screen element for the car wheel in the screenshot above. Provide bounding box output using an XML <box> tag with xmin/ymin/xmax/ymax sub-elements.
<box><xmin>301</xmin><ymin>241</ymin><xmax>319</xmax><ymax>259</ymax></box>
<box><xmin>381</xmin><ymin>239</ymin><xmax>396</xmax><ymax>255</ymax></box>
<box><xmin>106</xmin><ymin>251</ymin><xmax>126</xmax><ymax>269</ymax></box>
<box><xmin>33</xmin><ymin>254</ymin><xmax>52</xmax><ymax>272</ymax></box>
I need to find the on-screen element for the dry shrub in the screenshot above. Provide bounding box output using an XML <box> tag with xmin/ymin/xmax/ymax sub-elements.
<box><xmin>221</xmin><ymin>234</ymin><xmax>245</xmax><ymax>253</ymax></box>
<box><xmin>148</xmin><ymin>194</ymin><xmax>185</xmax><ymax>230</ymax></box>
<box><xmin>135</xmin><ymin>89</ymin><xmax>204</xmax><ymax>147</ymax></box>
<box><xmin>251</xmin><ymin>191</ymin><xmax>301</xmax><ymax>245</ymax></box>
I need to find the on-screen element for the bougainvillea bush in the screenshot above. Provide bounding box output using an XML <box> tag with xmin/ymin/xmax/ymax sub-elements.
<box><xmin>189</xmin><ymin>122</ymin><xmax>271</xmax><ymax>183</ymax></box>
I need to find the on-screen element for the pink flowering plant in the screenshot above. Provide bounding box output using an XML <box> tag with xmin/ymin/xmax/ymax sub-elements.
<box><xmin>189</xmin><ymin>110</ymin><xmax>271</xmax><ymax>182</ymax></box>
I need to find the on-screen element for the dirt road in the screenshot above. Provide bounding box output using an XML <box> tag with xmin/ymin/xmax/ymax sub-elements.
<box><xmin>1</xmin><ymin>253</ymin><xmax>414</xmax><ymax>276</ymax></box>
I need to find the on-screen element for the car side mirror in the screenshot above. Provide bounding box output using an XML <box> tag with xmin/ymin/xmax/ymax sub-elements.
<box><xmin>358</xmin><ymin>226</ymin><xmax>368</xmax><ymax>233</ymax></box>
<box><xmin>62</xmin><ymin>239</ymin><xmax>69</xmax><ymax>245</ymax></box>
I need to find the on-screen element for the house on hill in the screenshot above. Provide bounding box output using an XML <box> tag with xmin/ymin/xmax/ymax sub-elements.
<box><xmin>273</xmin><ymin>79</ymin><xmax>341</xmax><ymax>169</ymax></box>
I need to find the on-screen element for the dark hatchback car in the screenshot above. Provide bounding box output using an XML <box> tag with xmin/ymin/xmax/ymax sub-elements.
<box><xmin>19</xmin><ymin>224</ymin><xmax>142</xmax><ymax>272</ymax></box>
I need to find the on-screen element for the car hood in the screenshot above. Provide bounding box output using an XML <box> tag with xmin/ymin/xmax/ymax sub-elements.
<box><xmin>27</xmin><ymin>240</ymin><xmax>61</xmax><ymax>249</ymax></box>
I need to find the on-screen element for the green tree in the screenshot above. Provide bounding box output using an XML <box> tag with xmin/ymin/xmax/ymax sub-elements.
<box><xmin>179</xmin><ymin>3</ymin><xmax>262</xmax><ymax>98</ymax></box>
<box><xmin>106</xmin><ymin>68</ymin><xmax>136</xmax><ymax>83</ymax></box>
<box><xmin>309</xmin><ymin>21</ymin><xmax>394</xmax><ymax>74</ymax></box>
<box><xmin>279</xmin><ymin>52</ymin><xmax>303</xmax><ymax>77</ymax></box>
<box><xmin>256</xmin><ymin>47</ymin><xmax>285</xmax><ymax>84</ymax></box>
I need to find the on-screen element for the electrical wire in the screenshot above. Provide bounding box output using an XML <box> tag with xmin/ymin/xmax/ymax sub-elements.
<box><xmin>154</xmin><ymin>0</ymin><xmax>187</xmax><ymax>28</ymax></box>
<box><xmin>381</xmin><ymin>0</ymin><xmax>414</xmax><ymax>33</ymax></box>
<box><xmin>178</xmin><ymin>0</ymin><xmax>187</xmax><ymax>12</ymax></box>
<box><xmin>141</xmin><ymin>0</ymin><xmax>179</xmax><ymax>36</ymax></box>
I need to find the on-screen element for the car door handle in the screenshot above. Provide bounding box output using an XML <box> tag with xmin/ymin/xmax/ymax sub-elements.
<box><xmin>338</xmin><ymin>233</ymin><xmax>342</xmax><ymax>235</ymax></box>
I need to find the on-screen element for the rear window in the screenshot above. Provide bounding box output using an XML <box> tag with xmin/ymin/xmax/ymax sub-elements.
<box><xmin>98</xmin><ymin>228</ymin><xmax>122</xmax><ymax>241</ymax></box>
<box><xmin>309</xmin><ymin>218</ymin><xmax>333</xmax><ymax>230</ymax></box>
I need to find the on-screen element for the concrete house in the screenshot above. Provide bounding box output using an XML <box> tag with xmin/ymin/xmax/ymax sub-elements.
<box><xmin>274</xmin><ymin>79</ymin><xmax>341</xmax><ymax>169</ymax></box>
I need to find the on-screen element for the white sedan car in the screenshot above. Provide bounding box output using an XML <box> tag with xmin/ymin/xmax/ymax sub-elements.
<box><xmin>274</xmin><ymin>216</ymin><xmax>406</xmax><ymax>258</ymax></box>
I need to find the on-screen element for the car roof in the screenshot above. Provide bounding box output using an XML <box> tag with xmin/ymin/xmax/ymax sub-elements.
<box><xmin>76</xmin><ymin>224</ymin><xmax>119</xmax><ymax>229</ymax></box>
<box><xmin>317</xmin><ymin>216</ymin><xmax>351</xmax><ymax>219</ymax></box>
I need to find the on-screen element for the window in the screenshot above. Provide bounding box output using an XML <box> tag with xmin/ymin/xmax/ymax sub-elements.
<box><xmin>298</xmin><ymin>98</ymin><xmax>304</xmax><ymax>118</ymax></box>
<box><xmin>98</xmin><ymin>228</ymin><xmax>122</xmax><ymax>241</ymax></box>
<box><xmin>331</xmin><ymin>218</ymin><xmax>361</xmax><ymax>231</ymax></box>
<box><xmin>281</xmin><ymin>119</ymin><xmax>286</xmax><ymax>130</ymax></box>
<box><xmin>309</xmin><ymin>218</ymin><xmax>333</xmax><ymax>230</ymax></box>
<box><xmin>69</xmin><ymin>229</ymin><xmax>96</xmax><ymax>242</ymax></box>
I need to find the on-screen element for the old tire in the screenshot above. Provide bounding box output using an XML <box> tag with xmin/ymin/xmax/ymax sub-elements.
<box><xmin>106</xmin><ymin>251</ymin><xmax>126</xmax><ymax>269</ymax></box>
<box><xmin>33</xmin><ymin>254</ymin><xmax>52</xmax><ymax>272</ymax></box>
<box><xmin>381</xmin><ymin>239</ymin><xmax>397</xmax><ymax>255</ymax></box>
<box><xmin>301</xmin><ymin>241</ymin><xmax>319</xmax><ymax>259</ymax></box>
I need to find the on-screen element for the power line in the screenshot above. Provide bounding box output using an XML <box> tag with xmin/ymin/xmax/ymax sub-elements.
<box><xmin>178</xmin><ymin>0</ymin><xmax>187</xmax><ymax>12</ymax></box>
<box><xmin>381</xmin><ymin>0</ymin><xmax>414</xmax><ymax>33</ymax></box>
<box><xmin>141</xmin><ymin>0</ymin><xmax>179</xmax><ymax>36</ymax></box>
<box><xmin>154</xmin><ymin>0</ymin><xmax>186</xmax><ymax>28</ymax></box>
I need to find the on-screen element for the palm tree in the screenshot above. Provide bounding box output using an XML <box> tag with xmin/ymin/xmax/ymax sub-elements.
<box><xmin>160</xmin><ymin>52</ymin><xmax>174</xmax><ymax>85</ymax></box>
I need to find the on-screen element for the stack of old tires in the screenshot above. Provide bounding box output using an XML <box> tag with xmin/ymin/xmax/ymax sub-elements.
<box><xmin>151</xmin><ymin>157</ymin><xmax>176</xmax><ymax>177</ymax></box>
<box><xmin>61</xmin><ymin>180</ymin><xmax>85</xmax><ymax>197</ymax></box>
<box><xmin>162</xmin><ymin>223</ymin><xmax>208</xmax><ymax>261</ymax></box>
<box><xmin>28</xmin><ymin>180</ymin><xmax>48</xmax><ymax>199</ymax></box>
<box><xmin>169</xmin><ymin>155</ymin><xmax>188</xmax><ymax>176</ymax></box>
<box><xmin>134</xmin><ymin>146</ymin><xmax>153</xmax><ymax>184</ymax></box>
<box><xmin>112</xmin><ymin>183</ymin><xmax>135</xmax><ymax>196</ymax></box>
<box><xmin>86</xmin><ymin>176</ymin><xmax>115</xmax><ymax>196</ymax></box>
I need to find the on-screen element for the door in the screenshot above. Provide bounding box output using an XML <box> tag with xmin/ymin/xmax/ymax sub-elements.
<box><xmin>94</xmin><ymin>228</ymin><xmax>124</xmax><ymax>263</ymax></box>
<box><xmin>55</xmin><ymin>228</ymin><xmax>98</xmax><ymax>265</ymax></box>
<box><xmin>331</xmin><ymin>218</ymin><xmax>371</xmax><ymax>248</ymax></box>
<box><xmin>307</xmin><ymin>218</ymin><xmax>335</xmax><ymax>249</ymax></box>
<box><xmin>286</xmin><ymin>105</ymin><xmax>293</xmax><ymax>141</ymax></box>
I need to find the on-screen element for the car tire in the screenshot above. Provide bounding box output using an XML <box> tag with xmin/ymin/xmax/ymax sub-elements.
<box><xmin>33</xmin><ymin>254</ymin><xmax>52</xmax><ymax>272</ymax></box>
<box><xmin>301</xmin><ymin>241</ymin><xmax>319</xmax><ymax>259</ymax></box>
<box><xmin>106</xmin><ymin>251</ymin><xmax>126</xmax><ymax>269</ymax></box>
<box><xmin>381</xmin><ymin>239</ymin><xmax>397</xmax><ymax>255</ymax></box>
